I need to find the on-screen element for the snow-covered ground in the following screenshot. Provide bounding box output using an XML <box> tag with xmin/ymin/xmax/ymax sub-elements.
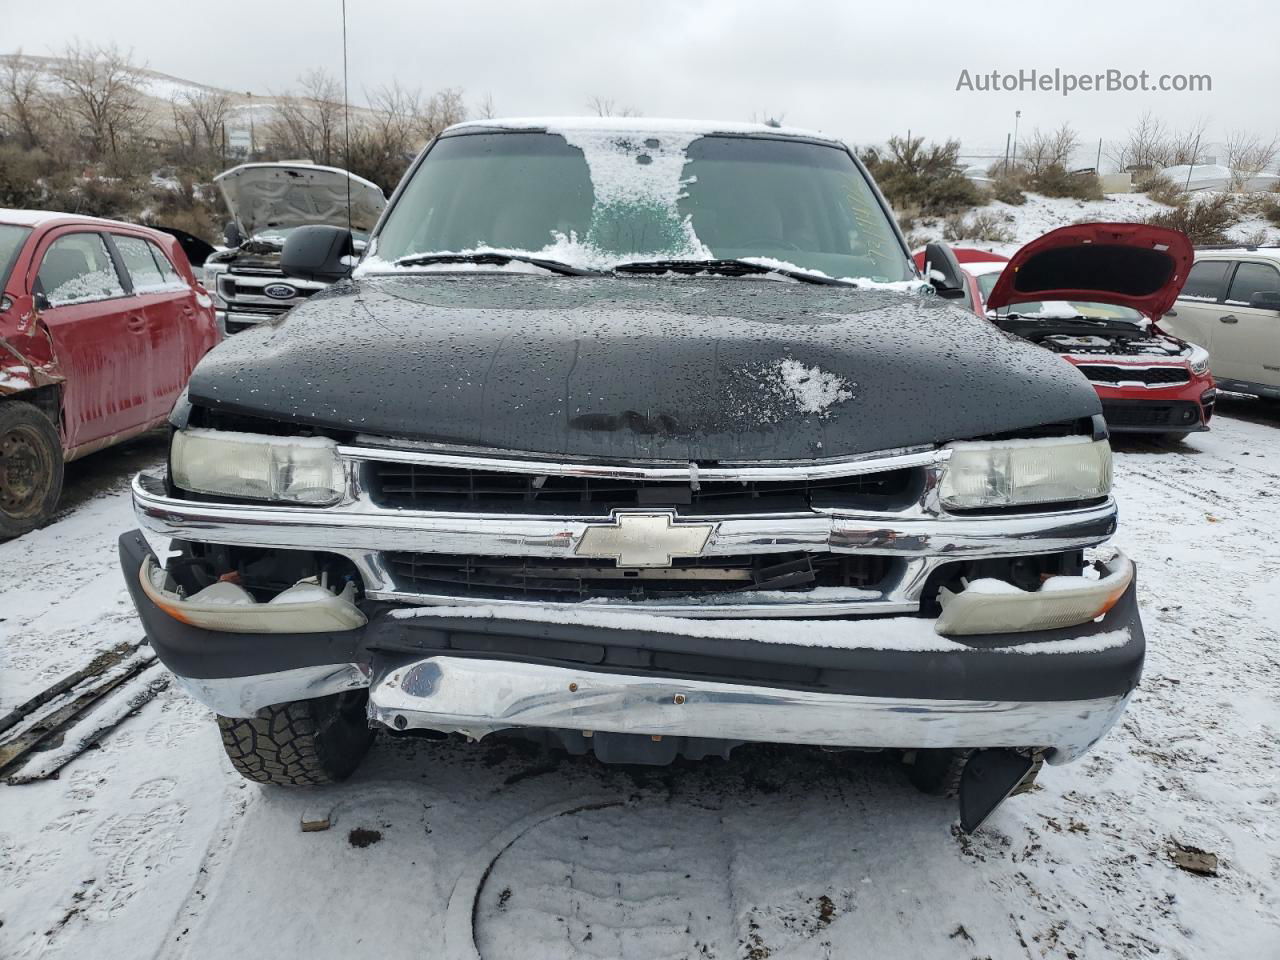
<box><xmin>919</xmin><ymin>190</ymin><xmax>1280</xmax><ymax>256</ymax></box>
<box><xmin>2</xmin><ymin>407</ymin><xmax>1279</xmax><ymax>959</ymax></box>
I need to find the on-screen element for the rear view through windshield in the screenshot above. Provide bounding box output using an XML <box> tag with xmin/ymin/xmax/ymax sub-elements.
<box><xmin>371</xmin><ymin>131</ymin><xmax>912</xmax><ymax>283</ymax></box>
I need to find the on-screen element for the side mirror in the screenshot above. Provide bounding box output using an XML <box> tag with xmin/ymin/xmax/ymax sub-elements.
<box><xmin>922</xmin><ymin>241</ymin><xmax>967</xmax><ymax>300</ymax></box>
<box><xmin>281</xmin><ymin>225</ymin><xmax>355</xmax><ymax>284</ymax></box>
<box><xmin>1248</xmin><ymin>290</ymin><xmax>1280</xmax><ymax>311</ymax></box>
<box><xmin>223</xmin><ymin>222</ymin><xmax>243</xmax><ymax>248</ymax></box>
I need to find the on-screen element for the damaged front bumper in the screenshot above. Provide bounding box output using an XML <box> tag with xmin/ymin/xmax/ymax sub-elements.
<box><xmin>120</xmin><ymin>530</ymin><xmax>1144</xmax><ymax>765</ymax></box>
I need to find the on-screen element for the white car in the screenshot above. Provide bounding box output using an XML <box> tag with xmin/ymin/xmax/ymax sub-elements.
<box><xmin>1161</xmin><ymin>247</ymin><xmax>1280</xmax><ymax>399</ymax></box>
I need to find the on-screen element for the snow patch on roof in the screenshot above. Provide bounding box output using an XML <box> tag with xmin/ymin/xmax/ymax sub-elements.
<box><xmin>445</xmin><ymin>116</ymin><xmax>842</xmax><ymax>144</ymax></box>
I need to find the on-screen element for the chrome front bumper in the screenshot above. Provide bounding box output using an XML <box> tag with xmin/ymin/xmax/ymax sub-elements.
<box><xmin>131</xmin><ymin>467</ymin><xmax>1117</xmax><ymax>619</ymax></box>
<box><xmin>368</xmin><ymin>656</ymin><xmax>1128</xmax><ymax>764</ymax></box>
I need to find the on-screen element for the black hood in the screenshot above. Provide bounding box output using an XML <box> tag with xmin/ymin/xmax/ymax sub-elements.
<box><xmin>187</xmin><ymin>275</ymin><xmax>1100</xmax><ymax>461</ymax></box>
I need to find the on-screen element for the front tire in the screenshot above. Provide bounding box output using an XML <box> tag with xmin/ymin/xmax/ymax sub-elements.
<box><xmin>217</xmin><ymin>692</ymin><xmax>374</xmax><ymax>785</ymax></box>
<box><xmin>0</xmin><ymin>400</ymin><xmax>64</xmax><ymax>539</ymax></box>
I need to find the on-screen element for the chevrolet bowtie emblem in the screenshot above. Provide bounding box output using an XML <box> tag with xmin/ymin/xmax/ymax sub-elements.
<box><xmin>574</xmin><ymin>512</ymin><xmax>717</xmax><ymax>567</ymax></box>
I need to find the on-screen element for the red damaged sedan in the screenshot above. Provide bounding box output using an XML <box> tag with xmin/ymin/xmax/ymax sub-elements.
<box><xmin>1</xmin><ymin>211</ymin><xmax>219</xmax><ymax>537</ymax></box>
<box><xmin>930</xmin><ymin>225</ymin><xmax>1215</xmax><ymax>439</ymax></box>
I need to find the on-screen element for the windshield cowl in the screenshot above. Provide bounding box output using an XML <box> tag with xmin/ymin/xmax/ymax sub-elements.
<box><xmin>356</xmin><ymin>246</ymin><xmax>927</xmax><ymax>293</ymax></box>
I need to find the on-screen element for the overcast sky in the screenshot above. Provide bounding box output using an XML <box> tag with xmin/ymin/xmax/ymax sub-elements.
<box><xmin>8</xmin><ymin>0</ymin><xmax>1277</xmax><ymax>155</ymax></box>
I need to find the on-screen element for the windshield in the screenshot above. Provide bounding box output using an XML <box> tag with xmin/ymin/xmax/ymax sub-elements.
<box><xmin>0</xmin><ymin>224</ymin><xmax>32</xmax><ymax>292</ymax></box>
<box><xmin>993</xmin><ymin>300</ymin><xmax>1146</xmax><ymax>323</ymax></box>
<box><xmin>367</xmin><ymin>130</ymin><xmax>913</xmax><ymax>283</ymax></box>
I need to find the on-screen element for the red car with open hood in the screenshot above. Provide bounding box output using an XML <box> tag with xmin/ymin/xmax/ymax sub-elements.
<box><xmin>0</xmin><ymin>210</ymin><xmax>219</xmax><ymax>537</ymax></box>
<box><xmin>961</xmin><ymin>224</ymin><xmax>1215</xmax><ymax>438</ymax></box>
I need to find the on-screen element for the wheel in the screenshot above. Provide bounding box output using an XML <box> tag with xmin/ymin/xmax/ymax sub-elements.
<box><xmin>0</xmin><ymin>400</ymin><xmax>64</xmax><ymax>539</ymax></box>
<box><xmin>216</xmin><ymin>692</ymin><xmax>374</xmax><ymax>785</ymax></box>
<box><xmin>903</xmin><ymin>748</ymin><xmax>1043</xmax><ymax>798</ymax></box>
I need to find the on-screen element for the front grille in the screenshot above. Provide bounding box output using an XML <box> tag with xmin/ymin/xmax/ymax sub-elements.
<box><xmin>1076</xmin><ymin>364</ymin><xmax>1189</xmax><ymax>386</ymax></box>
<box><xmin>368</xmin><ymin>462</ymin><xmax>918</xmax><ymax>515</ymax></box>
<box><xmin>384</xmin><ymin>550</ymin><xmax>891</xmax><ymax>602</ymax></box>
<box><xmin>1103</xmin><ymin>400</ymin><xmax>1201</xmax><ymax>427</ymax></box>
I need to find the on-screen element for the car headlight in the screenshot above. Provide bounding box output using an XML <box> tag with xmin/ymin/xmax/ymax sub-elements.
<box><xmin>939</xmin><ymin>436</ymin><xmax>1112</xmax><ymax>510</ymax></box>
<box><xmin>171</xmin><ymin>429</ymin><xmax>343</xmax><ymax>504</ymax></box>
<box><xmin>1187</xmin><ymin>344</ymin><xmax>1210</xmax><ymax>377</ymax></box>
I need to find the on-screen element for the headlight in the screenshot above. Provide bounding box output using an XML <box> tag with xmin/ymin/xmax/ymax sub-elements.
<box><xmin>1187</xmin><ymin>344</ymin><xmax>1210</xmax><ymax>377</ymax></box>
<box><xmin>171</xmin><ymin>429</ymin><xmax>343</xmax><ymax>504</ymax></box>
<box><xmin>939</xmin><ymin>437</ymin><xmax>1112</xmax><ymax>510</ymax></box>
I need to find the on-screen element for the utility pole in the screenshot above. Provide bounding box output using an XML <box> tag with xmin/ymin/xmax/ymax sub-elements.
<box><xmin>1185</xmin><ymin>133</ymin><xmax>1201</xmax><ymax>192</ymax></box>
<box><xmin>1004</xmin><ymin>133</ymin><xmax>1012</xmax><ymax>175</ymax></box>
<box><xmin>247</xmin><ymin>91</ymin><xmax>255</xmax><ymax>158</ymax></box>
<box><xmin>1011</xmin><ymin>110</ymin><xmax>1022</xmax><ymax>170</ymax></box>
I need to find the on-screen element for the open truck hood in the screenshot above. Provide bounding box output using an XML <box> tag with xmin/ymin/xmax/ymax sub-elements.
<box><xmin>984</xmin><ymin>223</ymin><xmax>1192</xmax><ymax>320</ymax></box>
<box><xmin>214</xmin><ymin>163</ymin><xmax>386</xmax><ymax>240</ymax></box>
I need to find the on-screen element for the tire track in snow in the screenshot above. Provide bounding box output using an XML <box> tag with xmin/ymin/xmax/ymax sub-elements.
<box><xmin>470</xmin><ymin>801</ymin><xmax>735</xmax><ymax>960</ymax></box>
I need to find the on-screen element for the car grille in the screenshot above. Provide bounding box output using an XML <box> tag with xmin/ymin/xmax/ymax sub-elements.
<box><xmin>384</xmin><ymin>550</ymin><xmax>892</xmax><ymax>602</ymax></box>
<box><xmin>367</xmin><ymin>462</ymin><xmax>918</xmax><ymax>515</ymax></box>
<box><xmin>1076</xmin><ymin>364</ymin><xmax>1189</xmax><ymax>386</ymax></box>
<box><xmin>1102</xmin><ymin>400</ymin><xmax>1201</xmax><ymax>427</ymax></box>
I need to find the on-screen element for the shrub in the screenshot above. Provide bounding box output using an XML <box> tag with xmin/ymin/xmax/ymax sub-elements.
<box><xmin>1029</xmin><ymin>163</ymin><xmax>1103</xmax><ymax>200</ymax></box>
<box><xmin>0</xmin><ymin>143</ymin><xmax>52</xmax><ymax>207</ymax></box>
<box><xmin>1237</xmin><ymin>228</ymin><xmax>1271</xmax><ymax>248</ymax></box>
<box><xmin>943</xmin><ymin>210</ymin><xmax>1016</xmax><ymax>243</ymax></box>
<box><xmin>860</xmin><ymin>135</ymin><xmax>981</xmax><ymax>218</ymax></box>
<box><xmin>1142</xmin><ymin>193</ymin><xmax>1239</xmax><ymax>245</ymax></box>
<box><xmin>892</xmin><ymin>202</ymin><xmax>922</xmax><ymax>234</ymax></box>
<box><xmin>42</xmin><ymin>174</ymin><xmax>146</xmax><ymax>220</ymax></box>
<box><xmin>138</xmin><ymin>178</ymin><xmax>227</xmax><ymax>244</ymax></box>
<box><xmin>1134</xmin><ymin>173</ymin><xmax>1186</xmax><ymax>206</ymax></box>
<box><xmin>1259</xmin><ymin>190</ymin><xmax>1280</xmax><ymax>228</ymax></box>
<box><xmin>990</xmin><ymin>176</ymin><xmax>1027</xmax><ymax>205</ymax></box>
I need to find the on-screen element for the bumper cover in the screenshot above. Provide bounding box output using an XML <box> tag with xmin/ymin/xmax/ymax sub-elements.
<box><xmin>120</xmin><ymin>531</ymin><xmax>1145</xmax><ymax>762</ymax></box>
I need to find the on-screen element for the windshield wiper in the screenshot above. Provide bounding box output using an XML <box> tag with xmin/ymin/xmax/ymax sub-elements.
<box><xmin>614</xmin><ymin>258</ymin><xmax>853</xmax><ymax>286</ymax></box>
<box><xmin>393</xmin><ymin>252</ymin><xmax>599</xmax><ymax>277</ymax></box>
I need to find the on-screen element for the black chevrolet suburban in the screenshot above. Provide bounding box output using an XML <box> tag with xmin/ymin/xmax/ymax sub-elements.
<box><xmin>120</xmin><ymin>118</ymin><xmax>1149</xmax><ymax>830</ymax></box>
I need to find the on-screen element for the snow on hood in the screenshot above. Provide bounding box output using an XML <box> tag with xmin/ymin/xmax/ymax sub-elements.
<box><xmin>214</xmin><ymin>163</ymin><xmax>386</xmax><ymax>240</ymax></box>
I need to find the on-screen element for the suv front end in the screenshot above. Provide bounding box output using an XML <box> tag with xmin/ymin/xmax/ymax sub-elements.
<box><xmin>120</xmin><ymin>119</ymin><xmax>1145</xmax><ymax>829</ymax></box>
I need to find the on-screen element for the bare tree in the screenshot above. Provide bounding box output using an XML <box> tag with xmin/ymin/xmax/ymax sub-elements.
<box><xmin>51</xmin><ymin>41</ymin><xmax>148</xmax><ymax>164</ymax></box>
<box><xmin>343</xmin><ymin>83</ymin><xmax>466</xmax><ymax>191</ymax></box>
<box><xmin>0</xmin><ymin>52</ymin><xmax>50</xmax><ymax>149</ymax></box>
<box><xmin>267</xmin><ymin>69</ymin><xmax>344</xmax><ymax>164</ymax></box>
<box><xmin>188</xmin><ymin>90</ymin><xmax>233</xmax><ymax>159</ymax></box>
<box><xmin>171</xmin><ymin>89</ymin><xmax>233</xmax><ymax>167</ymax></box>
<box><xmin>586</xmin><ymin>95</ymin><xmax>640</xmax><ymax>118</ymax></box>
<box><xmin>474</xmin><ymin>91</ymin><xmax>496</xmax><ymax>120</ymax></box>
<box><xmin>1106</xmin><ymin>111</ymin><xmax>1169</xmax><ymax>171</ymax></box>
<box><xmin>1166</xmin><ymin>118</ymin><xmax>1208</xmax><ymax>167</ymax></box>
<box><xmin>1224</xmin><ymin>130</ymin><xmax>1280</xmax><ymax>189</ymax></box>
<box><xmin>1022</xmin><ymin>123</ymin><xmax>1080</xmax><ymax>174</ymax></box>
<box><xmin>170</xmin><ymin>98</ymin><xmax>202</xmax><ymax>161</ymax></box>
<box><xmin>420</xmin><ymin>87</ymin><xmax>466</xmax><ymax>139</ymax></box>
